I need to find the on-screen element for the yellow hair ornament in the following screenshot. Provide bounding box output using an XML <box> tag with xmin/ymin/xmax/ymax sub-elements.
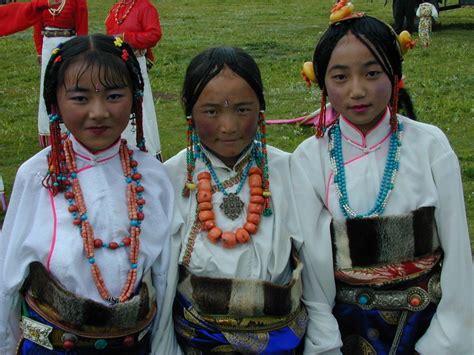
<box><xmin>113</xmin><ymin>36</ymin><xmax>124</xmax><ymax>47</ymax></box>
<box><xmin>301</xmin><ymin>61</ymin><xmax>317</xmax><ymax>87</ymax></box>
<box><xmin>330</xmin><ymin>1</ymin><xmax>355</xmax><ymax>24</ymax></box>
<box><xmin>398</xmin><ymin>30</ymin><xmax>416</xmax><ymax>54</ymax></box>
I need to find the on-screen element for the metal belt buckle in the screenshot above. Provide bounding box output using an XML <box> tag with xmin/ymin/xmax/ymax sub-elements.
<box><xmin>21</xmin><ymin>316</ymin><xmax>54</xmax><ymax>350</ymax></box>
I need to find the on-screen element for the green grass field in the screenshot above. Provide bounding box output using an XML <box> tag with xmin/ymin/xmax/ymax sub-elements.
<box><xmin>0</xmin><ymin>1</ymin><xmax>473</xmax><ymax>248</ymax></box>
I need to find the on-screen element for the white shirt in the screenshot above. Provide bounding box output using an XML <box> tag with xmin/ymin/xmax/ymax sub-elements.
<box><xmin>152</xmin><ymin>145</ymin><xmax>338</xmax><ymax>354</ymax></box>
<box><xmin>291</xmin><ymin>111</ymin><xmax>473</xmax><ymax>355</ymax></box>
<box><xmin>0</xmin><ymin>135</ymin><xmax>174</xmax><ymax>354</ymax></box>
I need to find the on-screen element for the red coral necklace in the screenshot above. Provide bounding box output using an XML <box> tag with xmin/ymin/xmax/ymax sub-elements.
<box><xmin>63</xmin><ymin>138</ymin><xmax>145</xmax><ymax>303</ymax></box>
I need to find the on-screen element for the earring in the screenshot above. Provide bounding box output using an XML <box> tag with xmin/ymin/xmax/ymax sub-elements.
<box><xmin>130</xmin><ymin>113</ymin><xmax>136</xmax><ymax>133</ymax></box>
<box><xmin>183</xmin><ymin>117</ymin><xmax>197</xmax><ymax>197</ymax></box>
<box><xmin>43</xmin><ymin>110</ymin><xmax>67</xmax><ymax>195</ymax></box>
<box><xmin>256</xmin><ymin>111</ymin><xmax>272</xmax><ymax>217</ymax></box>
<box><xmin>315</xmin><ymin>88</ymin><xmax>327</xmax><ymax>138</ymax></box>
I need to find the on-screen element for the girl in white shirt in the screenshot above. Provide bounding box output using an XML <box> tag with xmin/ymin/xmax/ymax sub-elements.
<box><xmin>291</xmin><ymin>3</ymin><xmax>472</xmax><ymax>354</ymax></box>
<box><xmin>153</xmin><ymin>47</ymin><xmax>339</xmax><ymax>354</ymax></box>
<box><xmin>0</xmin><ymin>34</ymin><xmax>173</xmax><ymax>354</ymax></box>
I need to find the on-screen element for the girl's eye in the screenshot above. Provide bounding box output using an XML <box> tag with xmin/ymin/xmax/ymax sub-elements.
<box><xmin>70</xmin><ymin>95</ymin><xmax>87</xmax><ymax>102</ymax></box>
<box><xmin>108</xmin><ymin>93</ymin><xmax>124</xmax><ymax>100</ymax></box>
<box><xmin>236</xmin><ymin>107</ymin><xmax>252</xmax><ymax>114</ymax></box>
<box><xmin>203</xmin><ymin>109</ymin><xmax>217</xmax><ymax>116</ymax></box>
<box><xmin>367</xmin><ymin>71</ymin><xmax>382</xmax><ymax>78</ymax></box>
<box><xmin>332</xmin><ymin>74</ymin><xmax>346</xmax><ymax>81</ymax></box>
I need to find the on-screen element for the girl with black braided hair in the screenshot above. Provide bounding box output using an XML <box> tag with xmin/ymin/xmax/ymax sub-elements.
<box><xmin>0</xmin><ymin>34</ymin><xmax>174</xmax><ymax>353</ymax></box>
<box><xmin>291</xmin><ymin>2</ymin><xmax>472</xmax><ymax>354</ymax></box>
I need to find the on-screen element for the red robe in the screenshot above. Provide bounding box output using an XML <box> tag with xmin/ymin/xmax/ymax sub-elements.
<box><xmin>33</xmin><ymin>0</ymin><xmax>88</xmax><ymax>55</ymax></box>
<box><xmin>105</xmin><ymin>0</ymin><xmax>161</xmax><ymax>63</ymax></box>
<box><xmin>0</xmin><ymin>0</ymin><xmax>49</xmax><ymax>37</ymax></box>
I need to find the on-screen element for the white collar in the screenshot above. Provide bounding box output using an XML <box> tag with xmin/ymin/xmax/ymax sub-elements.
<box><xmin>69</xmin><ymin>134</ymin><xmax>121</xmax><ymax>165</ymax></box>
<box><xmin>338</xmin><ymin>108</ymin><xmax>392</xmax><ymax>150</ymax></box>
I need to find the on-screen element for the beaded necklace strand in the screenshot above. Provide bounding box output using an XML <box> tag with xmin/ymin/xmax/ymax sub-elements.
<box><xmin>114</xmin><ymin>0</ymin><xmax>136</xmax><ymax>25</ymax></box>
<box><xmin>48</xmin><ymin>0</ymin><xmax>67</xmax><ymax>17</ymax></box>
<box><xmin>328</xmin><ymin>119</ymin><xmax>403</xmax><ymax>218</ymax></box>
<box><xmin>201</xmin><ymin>152</ymin><xmax>255</xmax><ymax>221</ymax></box>
<box><xmin>63</xmin><ymin>138</ymin><xmax>145</xmax><ymax>303</ymax></box>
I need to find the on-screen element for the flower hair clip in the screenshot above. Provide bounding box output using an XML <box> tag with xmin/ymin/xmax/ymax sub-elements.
<box><xmin>51</xmin><ymin>43</ymin><xmax>63</xmax><ymax>56</ymax></box>
<box><xmin>398</xmin><ymin>30</ymin><xmax>416</xmax><ymax>54</ymax></box>
<box><xmin>121</xmin><ymin>49</ymin><xmax>129</xmax><ymax>61</ymax></box>
<box><xmin>114</xmin><ymin>36</ymin><xmax>124</xmax><ymax>47</ymax></box>
<box><xmin>330</xmin><ymin>1</ymin><xmax>364</xmax><ymax>24</ymax></box>
<box><xmin>54</xmin><ymin>55</ymin><xmax>62</xmax><ymax>63</ymax></box>
<box><xmin>301</xmin><ymin>61</ymin><xmax>317</xmax><ymax>88</ymax></box>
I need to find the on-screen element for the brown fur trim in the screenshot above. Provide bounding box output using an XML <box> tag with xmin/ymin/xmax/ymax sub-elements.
<box><xmin>22</xmin><ymin>262</ymin><xmax>156</xmax><ymax>332</ymax></box>
<box><xmin>332</xmin><ymin>207</ymin><xmax>439</xmax><ymax>269</ymax></box>
<box><xmin>177</xmin><ymin>252</ymin><xmax>303</xmax><ymax>317</ymax></box>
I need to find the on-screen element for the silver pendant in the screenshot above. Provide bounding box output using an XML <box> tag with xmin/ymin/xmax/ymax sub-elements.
<box><xmin>220</xmin><ymin>193</ymin><xmax>244</xmax><ymax>220</ymax></box>
<box><xmin>21</xmin><ymin>316</ymin><xmax>54</xmax><ymax>350</ymax></box>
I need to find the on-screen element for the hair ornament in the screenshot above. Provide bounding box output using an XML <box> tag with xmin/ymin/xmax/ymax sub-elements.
<box><xmin>301</xmin><ymin>61</ymin><xmax>317</xmax><ymax>88</ymax></box>
<box><xmin>398</xmin><ymin>30</ymin><xmax>416</xmax><ymax>55</ymax></box>
<box><xmin>114</xmin><ymin>36</ymin><xmax>124</xmax><ymax>47</ymax></box>
<box><xmin>121</xmin><ymin>49</ymin><xmax>130</xmax><ymax>61</ymax></box>
<box><xmin>330</xmin><ymin>1</ymin><xmax>363</xmax><ymax>24</ymax></box>
<box><xmin>54</xmin><ymin>55</ymin><xmax>62</xmax><ymax>63</ymax></box>
<box><xmin>51</xmin><ymin>48</ymin><xmax>60</xmax><ymax>56</ymax></box>
<box><xmin>134</xmin><ymin>90</ymin><xmax>144</xmax><ymax>98</ymax></box>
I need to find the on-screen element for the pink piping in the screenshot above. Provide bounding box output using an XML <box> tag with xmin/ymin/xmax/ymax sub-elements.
<box><xmin>46</xmin><ymin>189</ymin><xmax>58</xmax><ymax>271</ymax></box>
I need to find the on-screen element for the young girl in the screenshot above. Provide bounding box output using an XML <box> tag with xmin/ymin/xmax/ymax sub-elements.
<box><xmin>34</xmin><ymin>0</ymin><xmax>88</xmax><ymax>148</ymax></box>
<box><xmin>106</xmin><ymin>0</ymin><xmax>163</xmax><ymax>159</ymax></box>
<box><xmin>0</xmin><ymin>34</ymin><xmax>173</xmax><ymax>354</ymax></box>
<box><xmin>291</xmin><ymin>3</ymin><xmax>473</xmax><ymax>354</ymax></box>
<box><xmin>153</xmin><ymin>47</ymin><xmax>339</xmax><ymax>354</ymax></box>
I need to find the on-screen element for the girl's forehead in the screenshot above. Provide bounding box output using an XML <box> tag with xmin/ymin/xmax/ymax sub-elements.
<box><xmin>62</xmin><ymin>61</ymin><xmax>130</xmax><ymax>88</ymax></box>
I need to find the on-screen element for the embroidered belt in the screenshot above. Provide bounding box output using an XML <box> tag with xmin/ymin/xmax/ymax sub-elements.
<box><xmin>42</xmin><ymin>29</ymin><xmax>76</xmax><ymax>37</ymax></box>
<box><xmin>21</xmin><ymin>314</ymin><xmax>151</xmax><ymax>350</ymax></box>
<box><xmin>20</xmin><ymin>262</ymin><xmax>157</xmax><ymax>350</ymax></box>
<box><xmin>336</xmin><ymin>272</ymin><xmax>441</xmax><ymax>312</ymax></box>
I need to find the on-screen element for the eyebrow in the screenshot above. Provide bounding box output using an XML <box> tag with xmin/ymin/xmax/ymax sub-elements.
<box><xmin>64</xmin><ymin>85</ymin><xmax>128</xmax><ymax>93</ymax></box>
<box><xmin>328</xmin><ymin>60</ymin><xmax>381</xmax><ymax>72</ymax></box>
<box><xmin>198</xmin><ymin>101</ymin><xmax>257</xmax><ymax>107</ymax></box>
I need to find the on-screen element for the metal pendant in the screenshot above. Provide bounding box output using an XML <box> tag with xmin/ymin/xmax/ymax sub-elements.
<box><xmin>220</xmin><ymin>193</ymin><xmax>244</xmax><ymax>220</ymax></box>
<box><xmin>21</xmin><ymin>316</ymin><xmax>54</xmax><ymax>350</ymax></box>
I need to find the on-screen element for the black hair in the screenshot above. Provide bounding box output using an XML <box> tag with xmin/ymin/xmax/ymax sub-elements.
<box><xmin>314</xmin><ymin>16</ymin><xmax>403</xmax><ymax>88</ymax></box>
<box><xmin>43</xmin><ymin>34</ymin><xmax>144</xmax><ymax>118</ymax></box>
<box><xmin>182</xmin><ymin>47</ymin><xmax>265</xmax><ymax>116</ymax></box>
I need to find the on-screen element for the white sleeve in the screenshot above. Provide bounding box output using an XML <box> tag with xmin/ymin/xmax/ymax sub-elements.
<box><xmin>291</xmin><ymin>145</ymin><xmax>342</xmax><ymax>355</ymax></box>
<box><xmin>0</xmin><ymin>167</ymin><xmax>42</xmax><ymax>354</ymax></box>
<box><xmin>415</xmin><ymin>151</ymin><xmax>473</xmax><ymax>355</ymax></box>
<box><xmin>150</xmin><ymin>177</ymin><xmax>184</xmax><ymax>355</ymax></box>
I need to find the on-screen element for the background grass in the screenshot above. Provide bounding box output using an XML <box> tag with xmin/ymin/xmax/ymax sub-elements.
<box><xmin>0</xmin><ymin>1</ymin><xmax>473</xmax><ymax>249</ymax></box>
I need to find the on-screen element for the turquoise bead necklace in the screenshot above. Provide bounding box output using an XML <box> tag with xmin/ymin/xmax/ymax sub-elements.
<box><xmin>328</xmin><ymin>119</ymin><xmax>403</xmax><ymax>218</ymax></box>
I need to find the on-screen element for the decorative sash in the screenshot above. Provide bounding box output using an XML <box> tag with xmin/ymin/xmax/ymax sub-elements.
<box><xmin>19</xmin><ymin>262</ymin><xmax>156</xmax><ymax>350</ymax></box>
<box><xmin>330</xmin><ymin>207</ymin><xmax>443</xmax><ymax>354</ymax></box>
<box><xmin>174</xmin><ymin>253</ymin><xmax>307</xmax><ymax>353</ymax></box>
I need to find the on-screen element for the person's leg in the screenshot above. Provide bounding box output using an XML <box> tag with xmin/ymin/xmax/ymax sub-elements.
<box><xmin>393</xmin><ymin>0</ymin><xmax>406</xmax><ymax>33</ymax></box>
<box><xmin>406</xmin><ymin>0</ymin><xmax>418</xmax><ymax>33</ymax></box>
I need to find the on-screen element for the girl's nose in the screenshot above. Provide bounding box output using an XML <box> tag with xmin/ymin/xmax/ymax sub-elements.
<box><xmin>88</xmin><ymin>99</ymin><xmax>110</xmax><ymax>120</ymax></box>
<box><xmin>219</xmin><ymin>113</ymin><xmax>238</xmax><ymax>133</ymax></box>
<box><xmin>349</xmin><ymin>78</ymin><xmax>366</xmax><ymax>99</ymax></box>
